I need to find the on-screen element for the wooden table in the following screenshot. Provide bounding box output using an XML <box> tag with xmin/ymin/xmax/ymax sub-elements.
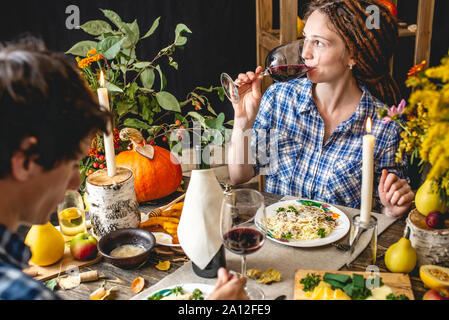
<box><xmin>21</xmin><ymin>187</ymin><xmax>427</xmax><ymax>300</ymax></box>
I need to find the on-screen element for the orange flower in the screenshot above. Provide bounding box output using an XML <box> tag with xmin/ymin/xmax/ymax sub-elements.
<box><xmin>78</xmin><ymin>57</ymin><xmax>93</xmax><ymax>69</ymax></box>
<box><xmin>86</xmin><ymin>49</ymin><xmax>97</xmax><ymax>57</ymax></box>
<box><xmin>90</xmin><ymin>54</ymin><xmax>105</xmax><ymax>62</ymax></box>
<box><xmin>407</xmin><ymin>60</ymin><xmax>426</xmax><ymax>78</ymax></box>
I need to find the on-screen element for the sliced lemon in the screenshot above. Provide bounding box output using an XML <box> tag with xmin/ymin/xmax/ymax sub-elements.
<box><xmin>419</xmin><ymin>265</ymin><xmax>449</xmax><ymax>289</ymax></box>
<box><xmin>333</xmin><ymin>289</ymin><xmax>351</xmax><ymax>300</ymax></box>
<box><xmin>60</xmin><ymin>208</ymin><xmax>82</xmax><ymax>221</ymax></box>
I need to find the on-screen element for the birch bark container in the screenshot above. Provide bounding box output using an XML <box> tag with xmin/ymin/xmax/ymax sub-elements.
<box><xmin>406</xmin><ymin>209</ymin><xmax>449</xmax><ymax>267</ymax></box>
<box><xmin>85</xmin><ymin>166</ymin><xmax>141</xmax><ymax>239</ymax></box>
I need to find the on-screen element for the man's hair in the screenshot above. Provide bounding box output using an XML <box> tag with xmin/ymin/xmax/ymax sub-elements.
<box><xmin>305</xmin><ymin>0</ymin><xmax>400</xmax><ymax>107</ymax></box>
<box><xmin>0</xmin><ymin>37</ymin><xmax>111</xmax><ymax>178</ymax></box>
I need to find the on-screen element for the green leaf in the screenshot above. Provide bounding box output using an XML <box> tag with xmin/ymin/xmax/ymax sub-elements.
<box><xmin>155</xmin><ymin>65</ymin><xmax>167</xmax><ymax>91</ymax></box>
<box><xmin>66</xmin><ymin>40</ymin><xmax>97</xmax><ymax>56</ymax></box>
<box><xmin>142</xmin><ymin>16</ymin><xmax>161</xmax><ymax>39</ymax></box>
<box><xmin>134</xmin><ymin>61</ymin><xmax>152</xmax><ymax>69</ymax></box>
<box><xmin>97</xmin><ymin>37</ymin><xmax>125</xmax><ymax>60</ymax></box>
<box><xmin>80</xmin><ymin>20</ymin><xmax>113</xmax><ymax>36</ymax></box>
<box><xmin>140</xmin><ymin>68</ymin><xmax>155</xmax><ymax>89</ymax></box>
<box><xmin>174</xmin><ymin>23</ymin><xmax>192</xmax><ymax>46</ymax></box>
<box><xmin>128</xmin><ymin>20</ymin><xmax>140</xmax><ymax>42</ymax></box>
<box><xmin>44</xmin><ymin>279</ymin><xmax>58</xmax><ymax>291</ymax></box>
<box><xmin>125</xmin><ymin>82</ymin><xmax>139</xmax><ymax>100</ymax></box>
<box><xmin>101</xmin><ymin>9</ymin><xmax>125</xmax><ymax>30</ymax></box>
<box><xmin>122</xmin><ymin>20</ymin><xmax>140</xmax><ymax>48</ymax></box>
<box><xmin>123</xmin><ymin>118</ymin><xmax>151</xmax><ymax>130</ymax></box>
<box><xmin>216</xmin><ymin>113</ymin><xmax>225</xmax><ymax>127</ymax></box>
<box><xmin>169</xmin><ymin>58</ymin><xmax>178</xmax><ymax>70</ymax></box>
<box><xmin>156</xmin><ymin>91</ymin><xmax>181</xmax><ymax>112</ymax></box>
<box><xmin>105</xmin><ymin>81</ymin><xmax>124</xmax><ymax>93</ymax></box>
<box><xmin>217</xmin><ymin>87</ymin><xmax>225</xmax><ymax>102</ymax></box>
<box><xmin>142</xmin><ymin>104</ymin><xmax>152</xmax><ymax>121</ymax></box>
<box><xmin>116</xmin><ymin>100</ymin><xmax>134</xmax><ymax>116</ymax></box>
<box><xmin>207</xmin><ymin>103</ymin><xmax>218</xmax><ymax>116</ymax></box>
<box><xmin>187</xmin><ymin>111</ymin><xmax>206</xmax><ymax>126</ymax></box>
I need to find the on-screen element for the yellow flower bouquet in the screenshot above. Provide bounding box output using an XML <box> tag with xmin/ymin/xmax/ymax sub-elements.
<box><xmin>380</xmin><ymin>51</ymin><xmax>449</xmax><ymax>205</ymax></box>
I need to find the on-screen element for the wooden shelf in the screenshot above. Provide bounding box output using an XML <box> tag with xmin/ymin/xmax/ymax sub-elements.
<box><xmin>256</xmin><ymin>0</ymin><xmax>435</xmax><ymax>68</ymax></box>
<box><xmin>399</xmin><ymin>27</ymin><xmax>416</xmax><ymax>38</ymax></box>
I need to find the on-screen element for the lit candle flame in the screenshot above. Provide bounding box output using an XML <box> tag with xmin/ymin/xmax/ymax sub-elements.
<box><xmin>366</xmin><ymin>117</ymin><xmax>372</xmax><ymax>133</ymax></box>
<box><xmin>99</xmin><ymin>70</ymin><xmax>105</xmax><ymax>88</ymax></box>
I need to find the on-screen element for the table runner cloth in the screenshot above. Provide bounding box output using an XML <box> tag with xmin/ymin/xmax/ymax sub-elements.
<box><xmin>132</xmin><ymin>196</ymin><xmax>398</xmax><ymax>300</ymax></box>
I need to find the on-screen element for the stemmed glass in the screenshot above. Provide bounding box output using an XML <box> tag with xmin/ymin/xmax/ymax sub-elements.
<box><xmin>57</xmin><ymin>190</ymin><xmax>87</xmax><ymax>242</ymax></box>
<box><xmin>220</xmin><ymin>38</ymin><xmax>314</xmax><ymax>104</ymax></box>
<box><xmin>219</xmin><ymin>188</ymin><xmax>267</xmax><ymax>300</ymax></box>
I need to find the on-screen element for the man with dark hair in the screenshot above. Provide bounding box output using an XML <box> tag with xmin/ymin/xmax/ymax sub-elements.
<box><xmin>0</xmin><ymin>38</ymin><xmax>249</xmax><ymax>300</ymax></box>
<box><xmin>0</xmin><ymin>38</ymin><xmax>111</xmax><ymax>299</ymax></box>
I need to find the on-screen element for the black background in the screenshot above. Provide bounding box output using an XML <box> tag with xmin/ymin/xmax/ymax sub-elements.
<box><xmin>0</xmin><ymin>0</ymin><xmax>448</xmax><ymax>123</ymax></box>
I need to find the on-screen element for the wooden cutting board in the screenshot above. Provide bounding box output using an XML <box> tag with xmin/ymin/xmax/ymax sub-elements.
<box><xmin>294</xmin><ymin>269</ymin><xmax>414</xmax><ymax>300</ymax></box>
<box><xmin>23</xmin><ymin>245</ymin><xmax>102</xmax><ymax>281</ymax></box>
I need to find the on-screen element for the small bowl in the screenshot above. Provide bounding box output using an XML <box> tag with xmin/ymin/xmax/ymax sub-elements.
<box><xmin>98</xmin><ymin>228</ymin><xmax>155</xmax><ymax>269</ymax></box>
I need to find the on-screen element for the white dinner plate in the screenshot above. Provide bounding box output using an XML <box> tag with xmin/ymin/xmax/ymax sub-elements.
<box><xmin>152</xmin><ymin>232</ymin><xmax>181</xmax><ymax>247</ymax></box>
<box><xmin>140</xmin><ymin>283</ymin><xmax>215</xmax><ymax>300</ymax></box>
<box><xmin>255</xmin><ymin>199</ymin><xmax>350</xmax><ymax>248</ymax></box>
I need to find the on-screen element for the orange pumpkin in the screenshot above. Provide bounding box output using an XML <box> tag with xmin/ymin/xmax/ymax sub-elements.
<box><xmin>115</xmin><ymin>128</ymin><xmax>182</xmax><ymax>202</ymax></box>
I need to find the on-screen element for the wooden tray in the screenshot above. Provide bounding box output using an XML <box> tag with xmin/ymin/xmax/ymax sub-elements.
<box><xmin>294</xmin><ymin>269</ymin><xmax>414</xmax><ymax>300</ymax></box>
<box><xmin>23</xmin><ymin>245</ymin><xmax>102</xmax><ymax>281</ymax></box>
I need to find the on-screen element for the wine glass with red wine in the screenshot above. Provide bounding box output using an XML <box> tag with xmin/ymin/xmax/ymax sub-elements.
<box><xmin>220</xmin><ymin>38</ymin><xmax>314</xmax><ymax>104</ymax></box>
<box><xmin>219</xmin><ymin>188</ymin><xmax>267</xmax><ymax>300</ymax></box>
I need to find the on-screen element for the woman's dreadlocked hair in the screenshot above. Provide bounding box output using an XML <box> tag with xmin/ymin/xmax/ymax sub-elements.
<box><xmin>304</xmin><ymin>0</ymin><xmax>401</xmax><ymax>107</ymax></box>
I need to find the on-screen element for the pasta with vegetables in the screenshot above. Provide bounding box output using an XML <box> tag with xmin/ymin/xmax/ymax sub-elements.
<box><xmin>265</xmin><ymin>203</ymin><xmax>337</xmax><ymax>241</ymax></box>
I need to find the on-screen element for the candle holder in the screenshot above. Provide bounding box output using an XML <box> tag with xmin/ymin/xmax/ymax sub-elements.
<box><xmin>346</xmin><ymin>215</ymin><xmax>378</xmax><ymax>268</ymax></box>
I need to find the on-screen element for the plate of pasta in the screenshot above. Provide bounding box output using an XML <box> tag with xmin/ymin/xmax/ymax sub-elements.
<box><xmin>255</xmin><ymin>199</ymin><xmax>350</xmax><ymax>248</ymax></box>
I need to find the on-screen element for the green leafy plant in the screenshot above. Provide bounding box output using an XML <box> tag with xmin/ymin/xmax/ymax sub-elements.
<box><xmin>66</xmin><ymin>9</ymin><xmax>231</xmax><ymax>191</ymax></box>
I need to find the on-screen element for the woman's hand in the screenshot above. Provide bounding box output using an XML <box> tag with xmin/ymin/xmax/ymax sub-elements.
<box><xmin>207</xmin><ymin>268</ymin><xmax>249</xmax><ymax>300</ymax></box>
<box><xmin>232</xmin><ymin>66</ymin><xmax>263</xmax><ymax>130</ymax></box>
<box><xmin>378</xmin><ymin>169</ymin><xmax>415</xmax><ymax>218</ymax></box>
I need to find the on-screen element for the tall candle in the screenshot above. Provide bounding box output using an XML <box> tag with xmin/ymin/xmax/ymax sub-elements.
<box><xmin>360</xmin><ymin>117</ymin><xmax>374</xmax><ymax>224</ymax></box>
<box><xmin>97</xmin><ymin>71</ymin><xmax>117</xmax><ymax>177</ymax></box>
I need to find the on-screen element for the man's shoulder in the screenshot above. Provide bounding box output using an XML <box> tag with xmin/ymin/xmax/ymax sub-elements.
<box><xmin>0</xmin><ymin>263</ymin><xmax>59</xmax><ymax>300</ymax></box>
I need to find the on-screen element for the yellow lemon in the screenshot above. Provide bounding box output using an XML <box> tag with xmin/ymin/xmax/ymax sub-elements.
<box><xmin>333</xmin><ymin>289</ymin><xmax>351</xmax><ymax>300</ymax></box>
<box><xmin>25</xmin><ymin>222</ymin><xmax>65</xmax><ymax>266</ymax></box>
<box><xmin>419</xmin><ymin>265</ymin><xmax>449</xmax><ymax>289</ymax></box>
<box><xmin>297</xmin><ymin>16</ymin><xmax>305</xmax><ymax>38</ymax></box>
<box><xmin>384</xmin><ymin>231</ymin><xmax>417</xmax><ymax>273</ymax></box>
<box><xmin>415</xmin><ymin>179</ymin><xmax>448</xmax><ymax>216</ymax></box>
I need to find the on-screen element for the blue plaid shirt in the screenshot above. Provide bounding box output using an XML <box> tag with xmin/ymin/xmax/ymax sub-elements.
<box><xmin>252</xmin><ymin>78</ymin><xmax>408</xmax><ymax>210</ymax></box>
<box><xmin>0</xmin><ymin>225</ymin><xmax>60</xmax><ymax>300</ymax></box>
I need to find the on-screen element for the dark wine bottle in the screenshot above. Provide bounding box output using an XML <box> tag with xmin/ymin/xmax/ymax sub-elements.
<box><xmin>191</xmin><ymin>144</ymin><xmax>226</xmax><ymax>278</ymax></box>
<box><xmin>192</xmin><ymin>245</ymin><xmax>226</xmax><ymax>278</ymax></box>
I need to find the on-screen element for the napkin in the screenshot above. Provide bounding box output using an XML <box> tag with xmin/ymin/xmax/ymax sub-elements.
<box><xmin>177</xmin><ymin>169</ymin><xmax>224</xmax><ymax>270</ymax></box>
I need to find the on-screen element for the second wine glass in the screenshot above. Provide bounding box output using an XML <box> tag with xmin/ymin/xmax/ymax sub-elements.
<box><xmin>219</xmin><ymin>188</ymin><xmax>267</xmax><ymax>300</ymax></box>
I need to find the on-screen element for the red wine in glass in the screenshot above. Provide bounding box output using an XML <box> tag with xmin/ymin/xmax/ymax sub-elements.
<box><xmin>268</xmin><ymin>64</ymin><xmax>311</xmax><ymax>82</ymax></box>
<box><xmin>221</xmin><ymin>38</ymin><xmax>313</xmax><ymax>104</ymax></box>
<box><xmin>220</xmin><ymin>188</ymin><xmax>267</xmax><ymax>300</ymax></box>
<box><xmin>223</xmin><ymin>227</ymin><xmax>265</xmax><ymax>255</ymax></box>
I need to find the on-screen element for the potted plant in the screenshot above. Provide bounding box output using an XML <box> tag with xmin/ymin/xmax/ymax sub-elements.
<box><xmin>66</xmin><ymin>9</ymin><xmax>231</xmax><ymax>194</ymax></box>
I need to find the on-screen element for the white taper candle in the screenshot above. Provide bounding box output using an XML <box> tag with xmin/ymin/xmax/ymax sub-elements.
<box><xmin>360</xmin><ymin>117</ymin><xmax>374</xmax><ymax>224</ymax></box>
<box><xmin>97</xmin><ymin>71</ymin><xmax>116</xmax><ymax>177</ymax></box>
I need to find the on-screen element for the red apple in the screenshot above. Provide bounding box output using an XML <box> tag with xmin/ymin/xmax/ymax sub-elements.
<box><xmin>70</xmin><ymin>233</ymin><xmax>98</xmax><ymax>261</ymax></box>
<box><xmin>423</xmin><ymin>288</ymin><xmax>449</xmax><ymax>300</ymax></box>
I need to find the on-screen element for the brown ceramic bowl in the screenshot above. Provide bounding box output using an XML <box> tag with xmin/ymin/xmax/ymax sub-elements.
<box><xmin>98</xmin><ymin>228</ymin><xmax>155</xmax><ymax>269</ymax></box>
